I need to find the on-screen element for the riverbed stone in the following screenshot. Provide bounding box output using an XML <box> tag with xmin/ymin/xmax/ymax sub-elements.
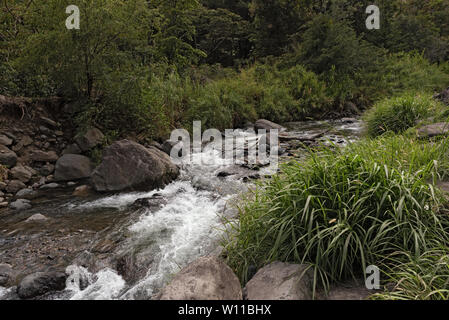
<box><xmin>254</xmin><ymin>119</ymin><xmax>286</xmax><ymax>133</ymax></box>
<box><xmin>26</xmin><ymin>214</ymin><xmax>48</xmax><ymax>223</ymax></box>
<box><xmin>243</xmin><ymin>262</ymin><xmax>313</xmax><ymax>300</ymax></box>
<box><xmin>10</xmin><ymin>165</ymin><xmax>33</xmax><ymax>183</ymax></box>
<box><xmin>158</xmin><ymin>256</ymin><xmax>242</xmax><ymax>300</ymax></box>
<box><xmin>75</xmin><ymin>127</ymin><xmax>104</xmax><ymax>152</ymax></box>
<box><xmin>0</xmin><ymin>264</ymin><xmax>13</xmax><ymax>286</ymax></box>
<box><xmin>91</xmin><ymin>140</ymin><xmax>180</xmax><ymax>192</ymax></box>
<box><xmin>17</xmin><ymin>271</ymin><xmax>67</xmax><ymax>299</ymax></box>
<box><xmin>54</xmin><ymin>154</ymin><xmax>93</xmax><ymax>181</ymax></box>
<box><xmin>418</xmin><ymin>122</ymin><xmax>449</xmax><ymax>138</ymax></box>
<box><xmin>0</xmin><ymin>145</ymin><xmax>17</xmax><ymax>167</ymax></box>
<box><xmin>9</xmin><ymin>199</ymin><xmax>32</xmax><ymax>210</ymax></box>
<box><xmin>30</xmin><ymin>150</ymin><xmax>58</xmax><ymax>162</ymax></box>
<box><xmin>6</xmin><ymin>180</ymin><xmax>26</xmax><ymax>193</ymax></box>
<box><xmin>0</xmin><ymin>134</ymin><xmax>13</xmax><ymax>146</ymax></box>
<box><xmin>15</xmin><ymin>188</ymin><xmax>38</xmax><ymax>200</ymax></box>
<box><xmin>72</xmin><ymin>185</ymin><xmax>92</xmax><ymax>197</ymax></box>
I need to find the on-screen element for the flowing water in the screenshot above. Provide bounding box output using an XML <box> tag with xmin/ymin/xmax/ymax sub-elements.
<box><xmin>0</xmin><ymin>119</ymin><xmax>363</xmax><ymax>300</ymax></box>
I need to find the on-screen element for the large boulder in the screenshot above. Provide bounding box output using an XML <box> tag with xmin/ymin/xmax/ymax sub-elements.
<box><xmin>158</xmin><ymin>256</ymin><xmax>242</xmax><ymax>300</ymax></box>
<box><xmin>243</xmin><ymin>262</ymin><xmax>313</xmax><ymax>300</ymax></box>
<box><xmin>417</xmin><ymin>122</ymin><xmax>449</xmax><ymax>138</ymax></box>
<box><xmin>54</xmin><ymin>154</ymin><xmax>93</xmax><ymax>181</ymax></box>
<box><xmin>254</xmin><ymin>119</ymin><xmax>286</xmax><ymax>133</ymax></box>
<box><xmin>0</xmin><ymin>145</ymin><xmax>17</xmax><ymax>167</ymax></box>
<box><xmin>17</xmin><ymin>271</ymin><xmax>67</xmax><ymax>299</ymax></box>
<box><xmin>75</xmin><ymin>127</ymin><xmax>104</xmax><ymax>152</ymax></box>
<box><xmin>91</xmin><ymin>140</ymin><xmax>179</xmax><ymax>192</ymax></box>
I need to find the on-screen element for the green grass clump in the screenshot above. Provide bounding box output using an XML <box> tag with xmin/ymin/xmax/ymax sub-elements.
<box><xmin>371</xmin><ymin>248</ymin><xmax>449</xmax><ymax>300</ymax></box>
<box><xmin>364</xmin><ymin>93</ymin><xmax>444</xmax><ymax>137</ymax></box>
<box><xmin>223</xmin><ymin>135</ymin><xmax>449</xmax><ymax>296</ymax></box>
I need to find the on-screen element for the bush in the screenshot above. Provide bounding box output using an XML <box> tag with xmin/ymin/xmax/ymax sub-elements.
<box><xmin>224</xmin><ymin>135</ymin><xmax>449</xmax><ymax>295</ymax></box>
<box><xmin>364</xmin><ymin>93</ymin><xmax>443</xmax><ymax>137</ymax></box>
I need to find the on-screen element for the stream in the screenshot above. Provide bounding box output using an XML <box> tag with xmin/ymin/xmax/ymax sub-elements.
<box><xmin>0</xmin><ymin>119</ymin><xmax>363</xmax><ymax>300</ymax></box>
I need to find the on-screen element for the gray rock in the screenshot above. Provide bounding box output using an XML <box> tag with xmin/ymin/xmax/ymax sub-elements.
<box><xmin>10</xmin><ymin>165</ymin><xmax>33</xmax><ymax>183</ymax></box>
<box><xmin>62</xmin><ymin>143</ymin><xmax>82</xmax><ymax>155</ymax></box>
<box><xmin>323</xmin><ymin>282</ymin><xmax>373</xmax><ymax>300</ymax></box>
<box><xmin>30</xmin><ymin>150</ymin><xmax>58</xmax><ymax>162</ymax></box>
<box><xmin>0</xmin><ymin>263</ymin><xmax>13</xmax><ymax>286</ymax></box>
<box><xmin>26</xmin><ymin>214</ymin><xmax>48</xmax><ymax>222</ymax></box>
<box><xmin>15</xmin><ymin>188</ymin><xmax>38</xmax><ymax>200</ymax></box>
<box><xmin>39</xmin><ymin>183</ymin><xmax>60</xmax><ymax>190</ymax></box>
<box><xmin>39</xmin><ymin>163</ymin><xmax>55</xmax><ymax>176</ymax></box>
<box><xmin>6</xmin><ymin>180</ymin><xmax>26</xmax><ymax>193</ymax></box>
<box><xmin>254</xmin><ymin>119</ymin><xmax>286</xmax><ymax>133</ymax></box>
<box><xmin>54</xmin><ymin>154</ymin><xmax>93</xmax><ymax>181</ymax></box>
<box><xmin>17</xmin><ymin>271</ymin><xmax>67</xmax><ymax>299</ymax></box>
<box><xmin>158</xmin><ymin>256</ymin><xmax>242</xmax><ymax>300</ymax></box>
<box><xmin>21</xmin><ymin>135</ymin><xmax>33</xmax><ymax>147</ymax></box>
<box><xmin>9</xmin><ymin>199</ymin><xmax>32</xmax><ymax>210</ymax></box>
<box><xmin>75</xmin><ymin>127</ymin><xmax>104</xmax><ymax>152</ymax></box>
<box><xmin>161</xmin><ymin>139</ymin><xmax>181</xmax><ymax>155</ymax></box>
<box><xmin>243</xmin><ymin>262</ymin><xmax>313</xmax><ymax>300</ymax></box>
<box><xmin>0</xmin><ymin>134</ymin><xmax>13</xmax><ymax>146</ymax></box>
<box><xmin>0</xmin><ymin>182</ymin><xmax>6</xmax><ymax>190</ymax></box>
<box><xmin>417</xmin><ymin>122</ymin><xmax>449</xmax><ymax>138</ymax></box>
<box><xmin>0</xmin><ymin>145</ymin><xmax>18</xmax><ymax>167</ymax></box>
<box><xmin>91</xmin><ymin>140</ymin><xmax>179</xmax><ymax>192</ymax></box>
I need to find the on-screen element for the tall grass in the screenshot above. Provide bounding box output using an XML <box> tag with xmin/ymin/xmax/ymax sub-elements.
<box><xmin>371</xmin><ymin>248</ymin><xmax>449</xmax><ymax>300</ymax></box>
<box><xmin>224</xmin><ymin>135</ymin><xmax>449</xmax><ymax>296</ymax></box>
<box><xmin>364</xmin><ymin>93</ymin><xmax>445</xmax><ymax>137</ymax></box>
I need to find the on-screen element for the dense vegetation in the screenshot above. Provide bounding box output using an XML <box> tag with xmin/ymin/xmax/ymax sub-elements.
<box><xmin>1</xmin><ymin>0</ymin><xmax>449</xmax><ymax>140</ymax></box>
<box><xmin>2</xmin><ymin>0</ymin><xmax>449</xmax><ymax>300</ymax></box>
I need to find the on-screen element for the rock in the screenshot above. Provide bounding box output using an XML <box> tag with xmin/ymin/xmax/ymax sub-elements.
<box><xmin>75</xmin><ymin>127</ymin><xmax>104</xmax><ymax>152</ymax></box>
<box><xmin>340</xmin><ymin>117</ymin><xmax>357</xmax><ymax>124</ymax></box>
<box><xmin>39</xmin><ymin>183</ymin><xmax>60</xmax><ymax>190</ymax></box>
<box><xmin>54</xmin><ymin>154</ymin><xmax>93</xmax><ymax>181</ymax></box>
<box><xmin>10</xmin><ymin>165</ymin><xmax>33</xmax><ymax>183</ymax></box>
<box><xmin>0</xmin><ymin>263</ymin><xmax>13</xmax><ymax>286</ymax></box>
<box><xmin>434</xmin><ymin>87</ymin><xmax>449</xmax><ymax>105</ymax></box>
<box><xmin>0</xmin><ymin>134</ymin><xmax>13</xmax><ymax>146</ymax></box>
<box><xmin>39</xmin><ymin>163</ymin><xmax>55</xmax><ymax>176</ymax></box>
<box><xmin>243</xmin><ymin>262</ymin><xmax>313</xmax><ymax>300</ymax></box>
<box><xmin>39</xmin><ymin>116</ymin><xmax>59</xmax><ymax>128</ymax></box>
<box><xmin>91</xmin><ymin>140</ymin><xmax>180</xmax><ymax>192</ymax></box>
<box><xmin>6</xmin><ymin>180</ymin><xmax>26</xmax><ymax>193</ymax></box>
<box><xmin>0</xmin><ymin>202</ymin><xmax>8</xmax><ymax>208</ymax></box>
<box><xmin>21</xmin><ymin>135</ymin><xmax>33</xmax><ymax>147</ymax></box>
<box><xmin>161</xmin><ymin>139</ymin><xmax>181</xmax><ymax>155</ymax></box>
<box><xmin>26</xmin><ymin>214</ymin><xmax>48</xmax><ymax>222</ymax></box>
<box><xmin>15</xmin><ymin>188</ymin><xmax>38</xmax><ymax>200</ymax></box>
<box><xmin>39</xmin><ymin>126</ymin><xmax>52</xmax><ymax>135</ymax></box>
<box><xmin>62</xmin><ymin>143</ymin><xmax>82</xmax><ymax>155</ymax></box>
<box><xmin>0</xmin><ymin>182</ymin><xmax>6</xmax><ymax>190</ymax></box>
<box><xmin>254</xmin><ymin>119</ymin><xmax>286</xmax><ymax>133</ymax></box>
<box><xmin>417</xmin><ymin>122</ymin><xmax>449</xmax><ymax>138</ymax></box>
<box><xmin>0</xmin><ymin>145</ymin><xmax>18</xmax><ymax>167</ymax></box>
<box><xmin>323</xmin><ymin>282</ymin><xmax>373</xmax><ymax>300</ymax></box>
<box><xmin>344</xmin><ymin>101</ymin><xmax>361</xmax><ymax>115</ymax></box>
<box><xmin>72</xmin><ymin>185</ymin><xmax>92</xmax><ymax>197</ymax></box>
<box><xmin>9</xmin><ymin>199</ymin><xmax>32</xmax><ymax>210</ymax></box>
<box><xmin>17</xmin><ymin>271</ymin><xmax>67</xmax><ymax>299</ymax></box>
<box><xmin>132</xmin><ymin>194</ymin><xmax>167</xmax><ymax>210</ymax></box>
<box><xmin>158</xmin><ymin>256</ymin><xmax>242</xmax><ymax>300</ymax></box>
<box><xmin>30</xmin><ymin>150</ymin><xmax>58</xmax><ymax>162</ymax></box>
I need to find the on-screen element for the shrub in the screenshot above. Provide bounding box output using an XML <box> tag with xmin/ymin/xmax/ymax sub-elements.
<box><xmin>364</xmin><ymin>93</ymin><xmax>442</xmax><ymax>137</ymax></box>
<box><xmin>223</xmin><ymin>135</ymin><xmax>449</xmax><ymax>296</ymax></box>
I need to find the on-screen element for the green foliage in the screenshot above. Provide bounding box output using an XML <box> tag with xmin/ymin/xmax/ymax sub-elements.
<box><xmin>371</xmin><ymin>248</ymin><xmax>449</xmax><ymax>300</ymax></box>
<box><xmin>364</xmin><ymin>93</ymin><xmax>443</xmax><ymax>137</ymax></box>
<box><xmin>224</xmin><ymin>135</ymin><xmax>449</xmax><ymax>295</ymax></box>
